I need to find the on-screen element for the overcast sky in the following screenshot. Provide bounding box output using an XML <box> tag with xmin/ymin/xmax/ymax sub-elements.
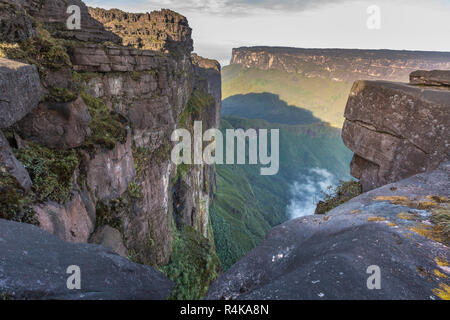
<box><xmin>85</xmin><ymin>0</ymin><xmax>450</xmax><ymax>66</ymax></box>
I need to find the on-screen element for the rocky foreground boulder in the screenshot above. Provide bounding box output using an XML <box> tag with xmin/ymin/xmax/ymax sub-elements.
<box><xmin>207</xmin><ymin>163</ymin><xmax>450</xmax><ymax>300</ymax></box>
<box><xmin>0</xmin><ymin>57</ymin><xmax>41</xmax><ymax>129</ymax></box>
<box><xmin>0</xmin><ymin>219</ymin><xmax>173</xmax><ymax>299</ymax></box>
<box><xmin>342</xmin><ymin>71</ymin><xmax>450</xmax><ymax>192</ymax></box>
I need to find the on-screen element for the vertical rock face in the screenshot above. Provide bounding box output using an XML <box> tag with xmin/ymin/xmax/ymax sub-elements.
<box><xmin>342</xmin><ymin>73</ymin><xmax>450</xmax><ymax>191</ymax></box>
<box><xmin>33</xmin><ymin>192</ymin><xmax>95</xmax><ymax>243</ymax></box>
<box><xmin>16</xmin><ymin>97</ymin><xmax>92</xmax><ymax>149</ymax></box>
<box><xmin>0</xmin><ymin>0</ymin><xmax>221</xmax><ymax>274</ymax></box>
<box><xmin>192</xmin><ymin>53</ymin><xmax>222</xmax><ymax>129</ymax></box>
<box><xmin>84</xmin><ymin>133</ymin><xmax>136</xmax><ymax>202</ymax></box>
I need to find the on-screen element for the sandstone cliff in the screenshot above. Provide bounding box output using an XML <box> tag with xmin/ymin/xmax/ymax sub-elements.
<box><xmin>231</xmin><ymin>47</ymin><xmax>450</xmax><ymax>82</ymax></box>
<box><xmin>0</xmin><ymin>1</ymin><xmax>221</xmax><ymax>299</ymax></box>
<box><xmin>342</xmin><ymin>71</ymin><xmax>450</xmax><ymax>191</ymax></box>
<box><xmin>88</xmin><ymin>7</ymin><xmax>193</xmax><ymax>56</ymax></box>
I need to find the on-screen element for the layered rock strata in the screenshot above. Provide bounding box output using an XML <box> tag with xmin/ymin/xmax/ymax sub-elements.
<box><xmin>342</xmin><ymin>72</ymin><xmax>450</xmax><ymax>191</ymax></box>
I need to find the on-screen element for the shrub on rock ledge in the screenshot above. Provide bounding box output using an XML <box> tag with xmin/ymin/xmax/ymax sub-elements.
<box><xmin>315</xmin><ymin>180</ymin><xmax>362</xmax><ymax>215</ymax></box>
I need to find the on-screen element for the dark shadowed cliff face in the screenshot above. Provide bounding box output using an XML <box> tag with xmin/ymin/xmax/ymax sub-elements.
<box><xmin>0</xmin><ymin>0</ymin><xmax>221</xmax><ymax>299</ymax></box>
<box><xmin>231</xmin><ymin>47</ymin><xmax>450</xmax><ymax>82</ymax></box>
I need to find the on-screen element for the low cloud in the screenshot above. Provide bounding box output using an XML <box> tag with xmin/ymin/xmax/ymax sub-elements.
<box><xmin>286</xmin><ymin>168</ymin><xmax>336</xmax><ymax>219</ymax></box>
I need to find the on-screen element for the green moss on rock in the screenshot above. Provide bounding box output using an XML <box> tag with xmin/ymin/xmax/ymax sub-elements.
<box><xmin>80</xmin><ymin>91</ymin><xmax>128</xmax><ymax>151</ymax></box>
<box><xmin>0</xmin><ymin>169</ymin><xmax>36</xmax><ymax>224</ymax></box>
<box><xmin>95</xmin><ymin>199</ymin><xmax>127</xmax><ymax>232</ymax></box>
<box><xmin>162</xmin><ymin>224</ymin><xmax>221</xmax><ymax>300</ymax></box>
<box><xmin>127</xmin><ymin>181</ymin><xmax>143</xmax><ymax>200</ymax></box>
<box><xmin>132</xmin><ymin>147</ymin><xmax>151</xmax><ymax>176</ymax></box>
<box><xmin>178</xmin><ymin>90</ymin><xmax>215</xmax><ymax>126</ymax></box>
<box><xmin>14</xmin><ymin>142</ymin><xmax>78</xmax><ymax>204</ymax></box>
<box><xmin>45</xmin><ymin>87</ymin><xmax>77</xmax><ymax>103</ymax></box>
<box><xmin>0</xmin><ymin>26</ymin><xmax>71</xmax><ymax>77</ymax></box>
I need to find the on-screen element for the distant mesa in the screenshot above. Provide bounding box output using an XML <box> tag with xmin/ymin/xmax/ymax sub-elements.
<box><xmin>230</xmin><ymin>46</ymin><xmax>450</xmax><ymax>82</ymax></box>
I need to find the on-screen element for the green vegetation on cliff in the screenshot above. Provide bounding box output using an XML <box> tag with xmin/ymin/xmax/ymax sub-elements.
<box><xmin>0</xmin><ymin>170</ymin><xmax>35</xmax><ymax>224</ymax></box>
<box><xmin>0</xmin><ymin>26</ymin><xmax>71</xmax><ymax>77</ymax></box>
<box><xmin>178</xmin><ymin>89</ymin><xmax>215</xmax><ymax>127</ymax></box>
<box><xmin>0</xmin><ymin>137</ymin><xmax>79</xmax><ymax>224</ymax></box>
<box><xmin>15</xmin><ymin>142</ymin><xmax>78</xmax><ymax>204</ymax></box>
<box><xmin>211</xmin><ymin>117</ymin><xmax>352</xmax><ymax>270</ymax></box>
<box><xmin>314</xmin><ymin>180</ymin><xmax>362</xmax><ymax>215</ymax></box>
<box><xmin>210</xmin><ymin>63</ymin><xmax>355</xmax><ymax>270</ymax></box>
<box><xmin>80</xmin><ymin>91</ymin><xmax>128</xmax><ymax>151</ymax></box>
<box><xmin>162</xmin><ymin>223</ymin><xmax>221</xmax><ymax>300</ymax></box>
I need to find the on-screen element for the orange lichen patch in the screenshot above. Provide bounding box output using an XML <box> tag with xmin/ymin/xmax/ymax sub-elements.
<box><xmin>350</xmin><ymin>210</ymin><xmax>361</xmax><ymax>214</ymax></box>
<box><xmin>374</xmin><ymin>196</ymin><xmax>409</xmax><ymax>205</ymax></box>
<box><xmin>323</xmin><ymin>216</ymin><xmax>330</xmax><ymax>221</ymax></box>
<box><xmin>433</xmin><ymin>269</ymin><xmax>448</xmax><ymax>279</ymax></box>
<box><xmin>387</xmin><ymin>221</ymin><xmax>397</xmax><ymax>227</ymax></box>
<box><xmin>409</xmin><ymin>223</ymin><xmax>445</xmax><ymax>244</ymax></box>
<box><xmin>375</xmin><ymin>195</ymin><xmax>448</xmax><ymax>210</ymax></box>
<box><xmin>368</xmin><ymin>216</ymin><xmax>386</xmax><ymax>222</ymax></box>
<box><xmin>397</xmin><ymin>212</ymin><xmax>416</xmax><ymax>220</ymax></box>
<box><xmin>432</xmin><ymin>283</ymin><xmax>450</xmax><ymax>300</ymax></box>
<box><xmin>416</xmin><ymin>201</ymin><xmax>438</xmax><ymax>209</ymax></box>
<box><xmin>435</xmin><ymin>257</ymin><xmax>450</xmax><ymax>267</ymax></box>
<box><xmin>426</xmin><ymin>196</ymin><xmax>450</xmax><ymax>204</ymax></box>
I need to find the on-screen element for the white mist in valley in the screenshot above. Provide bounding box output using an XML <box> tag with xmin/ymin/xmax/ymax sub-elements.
<box><xmin>287</xmin><ymin>168</ymin><xmax>336</xmax><ymax>219</ymax></box>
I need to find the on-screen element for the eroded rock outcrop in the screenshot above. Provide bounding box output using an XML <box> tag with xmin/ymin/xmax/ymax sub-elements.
<box><xmin>88</xmin><ymin>7</ymin><xmax>193</xmax><ymax>55</ymax></box>
<box><xmin>0</xmin><ymin>57</ymin><xmax>41</xmax><ymax>128</ymax></box>
<box><xmin>90</xmin><ymin>225</ymin><xmax>128</xmax><ymax>257</ymax></box>
<box><xmin>342</xmin><ymin>73</ymin><xmax>450</xmax><ymax>191</ymax></box>
<box><xmin>0</xmin><ymin>218</ymin><xmax>173</xmax><ymax>299</ymax></box>
<box><xmin>0</xmin><ymin>0</ymin><xmax>38</xmax><ymax>42</ymax></box>
<box><xmin>17</xmin><ymin>97</ymin><xmax>92</xmax><ymax>149</ymax></box>
<box><xmin>34</xmin><ymin>192</ymin><xmax>95</xmax><ymax>243</ymax></box>
<box><xmin>410</xmin><ymin>70</ymin><xmax>450</xmax><ymax>87</ymax></box>
<box><xmin>207</xmin><ymin>163</ymin><xmax>450</xmax><ymax>300</ymax></box>
<box><xmin>21</xmin><ymin>0</ymin><xmax>121</xmax><ymax>43</ymax></box>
